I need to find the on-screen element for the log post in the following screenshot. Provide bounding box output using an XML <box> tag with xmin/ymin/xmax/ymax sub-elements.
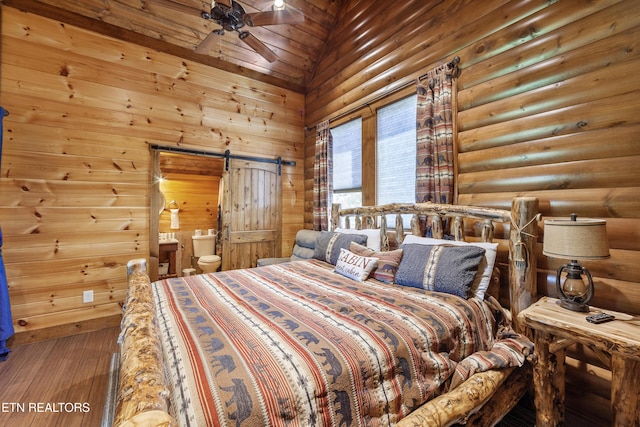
<box><xmin>395</xmin><ymin>214</ymin><xmax>404</xmax><ymax>246</ymax></box>
<box><xmin>380</xmin><ymin>215</ymin><xmax>389</xmax><ymax>251</ymax></box>
<box><xmin>432</xmin><ymin>215</ymin><xmax>443</xmax><ymax>239</ymax></box>
<box><xmin>365</xmin><ymin>216</ymin><xmax>374</xmax><ymax>229</ymax></box>
<box><xmin>410</xmin><ymin>215</ymin><xmax>420</xmax><ymax>237</ymax></box>
<box><xmin>453</xmin><ymin>216</ymin><xmax>464</xmax><ymax>241</ymax></box>
<box><xmin>331</xmin><ymin>204</ymin><xmax>340</xmax><ymax>230</ymax></box>
<box><xmin>533</xmin><ymin>331</ymin><xmax>566</xmax><ymax>426</ymax></box>
<box><xmin>481</xmin><ymin>219</ymin><xmax>494</xmax><ymax>243</ymax></box>
<box><xmin>611</xmin><ymin>354</ymin><xmax>640</xmax><ymax>426</ymax></box>
<box><xmin>509</xmin><ymin>196</ymin><xmax>539</xmax><ymax>334</ymax></box>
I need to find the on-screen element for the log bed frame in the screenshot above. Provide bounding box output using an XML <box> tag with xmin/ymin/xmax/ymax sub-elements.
<box><xmin>112</xmin><ymin>197</ymin><xmax>539</xmax><ymax>427</ymax></box>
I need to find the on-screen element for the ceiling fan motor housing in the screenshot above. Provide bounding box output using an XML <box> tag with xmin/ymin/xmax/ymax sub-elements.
<box><xmin>209</xmin><ymin>1</ymin><xmax>253</xmax><ymax>32</ymax></box>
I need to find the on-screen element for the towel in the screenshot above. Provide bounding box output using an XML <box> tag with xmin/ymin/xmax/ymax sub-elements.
<box><xmin>170</xmin><ymin>209</ymin><xmax>180</xmax><ymax>229</ymax></box>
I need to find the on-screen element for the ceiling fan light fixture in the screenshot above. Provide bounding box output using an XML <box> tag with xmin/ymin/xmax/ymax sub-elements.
<box><xmin>273</xmin><ymin>0</ymin><xmax>285</xmax><ymax>11</ymax></box>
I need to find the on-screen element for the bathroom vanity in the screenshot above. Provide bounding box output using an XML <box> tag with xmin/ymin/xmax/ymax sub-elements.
<box><xmin>158</xmin><ymin>240</ymin><xmax>178</xmax><ymax>279</ymax></box>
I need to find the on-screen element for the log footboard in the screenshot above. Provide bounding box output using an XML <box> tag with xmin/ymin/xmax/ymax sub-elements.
<box><xmin>397</xmin><ymin>364</ymin><xmax>532</xmax><ymax>427</ymax></box>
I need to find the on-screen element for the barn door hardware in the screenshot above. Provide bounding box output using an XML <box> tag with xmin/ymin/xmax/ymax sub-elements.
<box><xmin>151</xmin><ymin>144</ymin><xmax>294</xmax><ymax>176</ymax></box>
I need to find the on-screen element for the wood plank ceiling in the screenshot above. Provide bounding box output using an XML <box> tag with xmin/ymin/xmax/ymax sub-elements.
<box><xmin>3</xmin><ymin>0</ymin><xmax>345</xmax><ymax>92</ymax></box>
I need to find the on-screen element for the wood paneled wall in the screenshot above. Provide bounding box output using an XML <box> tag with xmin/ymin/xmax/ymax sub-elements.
<box><xmin>159</xmin><ymin>174</ymin><xmax>220</xmax><ymax>235</ymax></box>
<box><xmin>0</xmin><ymin>6</ymin><xmax>305</xmax><ymax>343</ymax></box>
<box><xmin>304</xmin><ymin>0</ymin><xmax>639</xmax><ymax>422</ymax></box>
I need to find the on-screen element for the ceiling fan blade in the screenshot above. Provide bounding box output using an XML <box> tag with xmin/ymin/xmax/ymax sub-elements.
<box><xmin>246</xmin><ymin>8</ymin><xmax>305</xmax><ymax>27</ymax></box>
<box><xmin>239</xmin><ymin>32</ymin><xmax>278</xmax><ymax>63</ymax></box>
<box><xmin>195</xmin><ymin>31</ymin><xmax>219</xmax><ymax>54</ymax></box>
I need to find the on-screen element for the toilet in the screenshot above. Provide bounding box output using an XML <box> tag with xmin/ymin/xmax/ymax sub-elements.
<box><xmin>192</xmin><ymin>233</ymin><xmax>221</xmax><ymax>273</ymax></box>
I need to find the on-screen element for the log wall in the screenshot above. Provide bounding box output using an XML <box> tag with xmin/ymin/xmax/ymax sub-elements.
<box><xmin>304</xmin><ymin>0</ymin><xmax>640</xmax><ymax>423</ymax></box>
<box><xmin>0</xmin><ymin>6</ymin><xmax>304</xmax><ymax>343</ymax></box>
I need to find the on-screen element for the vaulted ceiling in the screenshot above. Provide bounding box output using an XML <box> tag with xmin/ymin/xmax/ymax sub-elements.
<box><xmin>4</xmin><ymin>0</ymin><xmax>346</xmax><ymax>93</ymax></box>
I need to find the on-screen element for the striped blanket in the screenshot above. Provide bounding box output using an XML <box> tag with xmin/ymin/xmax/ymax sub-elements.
<box><xmin>153</xmin><ymin>259</ymin><xmax>531</xmax><ymax>427</ymax></box>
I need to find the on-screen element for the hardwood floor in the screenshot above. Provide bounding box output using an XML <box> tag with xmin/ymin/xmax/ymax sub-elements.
<box><xmin>0</xmin><ymin>327</ymin><xmax>119</xmax><ymax>427</ymax></box>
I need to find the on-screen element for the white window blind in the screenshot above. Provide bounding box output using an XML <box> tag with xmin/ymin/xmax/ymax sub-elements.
<box><xmin>377</xmin><ymin>95</ymin><xmax>417</xmax><ymax>207</ymax></box>
<box><xmin>332</xmin><ymin>119</ymin><xmax>362</xmax><ymax>209</ymax></box>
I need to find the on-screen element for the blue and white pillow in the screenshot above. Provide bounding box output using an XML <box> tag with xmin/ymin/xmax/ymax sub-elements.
<box><xmin>402</xmin><ymin>235</ymin><xmax>498</xmax><ymax>300</ymax></box>
<box><xmin>312</xmin><ymin>231</ymin><xmax>368</xmax><ymax>265</ymax></box>
<box><xmin>395</xmin><ymin>243</ymin><xmax>486</xmax><ymax>298</ymax></box>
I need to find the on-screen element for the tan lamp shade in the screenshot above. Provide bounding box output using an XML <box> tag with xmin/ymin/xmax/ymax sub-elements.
<box><xmin>543</xmin><ymin>218</ymin><xmax>610</xmax><ymax>260</ymax></box>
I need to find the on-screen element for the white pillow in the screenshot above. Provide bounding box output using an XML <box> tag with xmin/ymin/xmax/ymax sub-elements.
<box><xmin>334</xmin><ymin>248</ymin><xmax>379</xmax><ymax>282</ymax></box>
<box><xmin>402</xmin><ymin>235</ymin><xmax>498</xmax><ymax>300</ymax></box>
<box><xmin>334</xmin><ymin>228</ymin><xmax>381</xmax><ymax>252</ymax></box>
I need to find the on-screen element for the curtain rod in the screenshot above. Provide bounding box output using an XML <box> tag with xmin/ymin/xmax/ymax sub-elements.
<box><xmin>315</xmin><ymin>56</ymin><xmax>460</xmax><ymax>129</ymax></box>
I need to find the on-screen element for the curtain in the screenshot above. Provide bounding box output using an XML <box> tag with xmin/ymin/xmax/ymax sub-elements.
<box><xmin>313</xmin><ymin>120</ymin><xmax>333</xmax><ymax>231</ymax></box>
<box><xmin>0</xmin><ymin>107</ymin><xmax>13</xmax><ymax>361</ymax></box>
<box><xmin>415</xmin><ymin>59</ymin><xmax>460</xmax><ymax>204</ymax></box>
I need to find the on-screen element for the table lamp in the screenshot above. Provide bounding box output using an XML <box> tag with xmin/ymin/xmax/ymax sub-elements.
<box><xmin>543</xmin><ymin>214</ymin><xmax>610</xmax><ymax>312</ymax></box>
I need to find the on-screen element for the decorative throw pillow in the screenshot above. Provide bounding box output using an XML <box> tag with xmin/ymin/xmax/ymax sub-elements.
<box><xmin>402</xmin><ymin>235</ymin><xmax>498</xmax><ymax>300</ymax></box>
<box><xmin>312</xmin><ymin>231</ymin><xmax>368</xmax><ymax>265</ymax></box>
<box><xmin>334</xmin><ymin>228</ymin><xmax>382</xmax><ymax>251</ymax></box>
<box><xmin>349</xmin><ymin>242</ymin><xmax>404</xmax><ymax>284</ymax></box>
<box><xmin>334</xmin><ymin>248</ymin><xmax>379</xmax><ymax>282</ymax></box>
<box><xmin>395</xmin><ymin>243</ymin><xmax>486</xmax><ymax>298</ymax></box>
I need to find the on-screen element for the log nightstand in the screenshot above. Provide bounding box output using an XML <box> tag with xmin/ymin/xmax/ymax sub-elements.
<box><xmin>518</xmin><ymin>297</ymin><xmax>640</xmax><ymax>427</ymax></box>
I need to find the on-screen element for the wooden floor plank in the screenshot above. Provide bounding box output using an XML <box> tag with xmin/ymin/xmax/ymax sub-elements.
<box><xmin>0</xmin><ymin>327</ymin><xmax>119</xmax><ymax>427</ymax></box>
<box><xmin>0</xmin><ymin>339</ymin><xmax>56</xmax><ymax>399</ymax></box>
<box><xmin>21</xmin><ymin>332</ymin><xmax>89</xmax><ymax>427</ymax></box>
<box><xmin>80</xmin><ymin>350</ymin><xmax>114</xmax><ymax>427</ymax></box>
<box><xmin>54</xmin><ymin>330</ymin><xmax>105</xmax><ymax>427</ymax></box>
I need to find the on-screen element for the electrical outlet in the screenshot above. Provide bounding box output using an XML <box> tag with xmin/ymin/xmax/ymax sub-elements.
<box><xmin>83</xmin><ymin>290</ymin><xmax>94</xmax><ymax>303</ymax></box>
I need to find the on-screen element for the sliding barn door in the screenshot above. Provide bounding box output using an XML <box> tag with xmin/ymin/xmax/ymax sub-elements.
<box><xmin>221</xmin><ymin>158</ymin><xmax>281</xmax><ymax>270</ymax></box>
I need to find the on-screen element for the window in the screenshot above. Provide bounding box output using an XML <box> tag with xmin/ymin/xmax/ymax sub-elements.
<box><xmin>376</xmin><ymin>95</ymin><xmax>417</xmax><ymax>214</ymax></box>
<box><xmin>332</xmin><ymin>118</ymin><xmax>362</xmax><ymax>210</ymax></box>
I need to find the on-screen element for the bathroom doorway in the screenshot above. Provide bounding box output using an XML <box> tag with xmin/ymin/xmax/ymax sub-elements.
<box><xmin>150</xmin><ymin>150</ymin><xmax>225</xmax><ymax>281</ymax></box>
<box><xmin>150</xmin><ymin>148</ymin><xmax>284</xmax><ymax>279</ymax></box>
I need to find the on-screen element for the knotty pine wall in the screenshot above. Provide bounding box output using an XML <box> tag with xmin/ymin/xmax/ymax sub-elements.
<box><xmin>0</xmin><ymin>6</ymin><xmax>305</xmax><ymax>343</ymax></box>
<box><xmin>304</xmin><ymin>0</ymin><xmax>639</xmax><ymax>423</ymax></box>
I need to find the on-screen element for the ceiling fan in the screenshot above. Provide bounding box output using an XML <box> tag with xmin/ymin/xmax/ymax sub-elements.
<box><xmin>195</xmin><ymin>0</ymin><xmax>305</xmax><ymax>63</ymax></box>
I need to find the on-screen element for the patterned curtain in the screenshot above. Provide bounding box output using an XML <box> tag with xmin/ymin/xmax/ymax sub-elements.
<box><xmin>416</xmin><ymin>59</ymin><xmax>460</xmax><ymax>204</ymax></box>
<box><xmin>313</xmin><ymin>120</ymin><xmax>333</xmax><ymax>231</ymax></box>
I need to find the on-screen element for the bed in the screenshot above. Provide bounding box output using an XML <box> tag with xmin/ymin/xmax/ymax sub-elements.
<box><xmin>112</xmin><ymin>197</ymin><xmax>540</xmax><ymax>427</ymax></box>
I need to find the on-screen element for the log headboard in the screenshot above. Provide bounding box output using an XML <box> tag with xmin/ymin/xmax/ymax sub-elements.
<box><xmin>331</xmin><ymin>196</ymin><xmax>540</xmax><ymax>333</ymax></box>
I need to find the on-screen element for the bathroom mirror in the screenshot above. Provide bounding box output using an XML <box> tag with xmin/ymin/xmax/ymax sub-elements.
<box><xmin>159</xmin><ymin>191</ymin><xmax>166</xmax><ymax>215</ymax></box>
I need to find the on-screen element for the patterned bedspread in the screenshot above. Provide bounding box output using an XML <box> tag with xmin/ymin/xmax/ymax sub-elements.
<box><xmin>153</xmin><ymin>259</ymin><xmax>531</xmax><ymax>427</ymax></box>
